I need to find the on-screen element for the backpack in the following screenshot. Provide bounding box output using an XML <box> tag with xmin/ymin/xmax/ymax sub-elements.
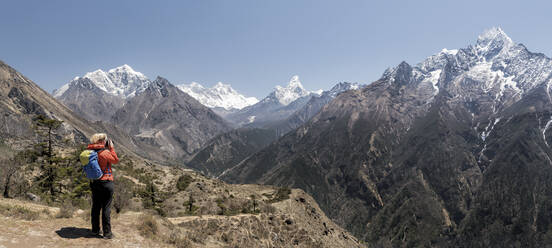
<box><xmin>79</xmin><ymin>148</ymin><xmax>106</xmax><ymax>179</ymax></box>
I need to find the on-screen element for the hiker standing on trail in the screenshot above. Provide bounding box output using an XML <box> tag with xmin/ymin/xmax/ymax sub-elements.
<box><xmin>88</xmin><ymin>133</ymin><xmax>119</xmax><ymax>239</ymax></box>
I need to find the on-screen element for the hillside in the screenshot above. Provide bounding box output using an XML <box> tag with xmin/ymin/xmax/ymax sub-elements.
<box><xmin>185</xmin><ymin>128</ymin><xmax>278</xmax><ymax>178</ymax></box>
<box><xmin>0</xmin><ymin>165</ymin><xmax>363</xmax><ymax>248</ymax></box>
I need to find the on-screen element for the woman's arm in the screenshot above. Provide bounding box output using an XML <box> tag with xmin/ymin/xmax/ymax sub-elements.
<box><xmin>102</xmin><ymin>147</ymin><xmax>119</xmax><ymax>165</ymax></box>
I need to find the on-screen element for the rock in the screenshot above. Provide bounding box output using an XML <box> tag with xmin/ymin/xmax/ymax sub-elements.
<box><xmin>26</xmin><ymin>193</ymin><xmax>40</xmax><ymax>202</ymax></box>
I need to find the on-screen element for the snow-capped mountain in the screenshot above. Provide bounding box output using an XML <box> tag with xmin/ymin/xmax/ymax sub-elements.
<box><xmin>53</xmin><ymin>64</ymin><xmax>151</xmax><ymax>121</ymax></box>
<box><xmin>222</xmin><ymin>75</ymin><xmax>323</xmax><ymax>127</ymax></box>
<box><xmin>325</xmin><ymin>82</ymin><xmax>361</xmax><ymax>98</ymax></box>
<box><xmin>266</xmin><ymin>81</ymin><xmax>362</xmax><ymax>136</ymax></box>
<box><xmin>399</xmin><ymin>26</ymin><xmax>552</xmax><ymax>116</ymax></box>
<box><xmin>177</xmin><ymin>82</ymin><xmax>258</xmax><ymax>110</ymax></box>
<box><xmin>259</xmin><ymin>75</ymin><xmax>322</xmax><ymax>106</ymax></box>
<box><xmin>177</xmin><ymin>76</ymin><xmax>316</xmax><ymax>112</ymax></box>
<box><xmin>270</xmin><ymin>75</ymin><xmax>312</xmax><ymax>105</ymax></box>
<box><xmin>53</xmin><ymin>64</ymin><xmax>150</xmax><ymax>98</ymax></box>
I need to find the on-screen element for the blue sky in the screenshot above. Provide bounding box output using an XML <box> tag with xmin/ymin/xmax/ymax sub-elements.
<box><xmin>1</xmin><ymin>0</ymin><xmax>551</xmax><ymax>98</ymax></box>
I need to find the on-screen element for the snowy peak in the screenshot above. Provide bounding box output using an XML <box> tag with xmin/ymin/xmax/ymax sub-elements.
<box><xmin>326</xmin><ymin>82</ymin><xmax>361</xmax><ymax>97</ymax></box>
<box><xmin>54</xmin><ymin>65</ymin><xmax>150</xmax><ymax>99</ymax></box>
<box><xmin>440</xmin><ymin>48</ymin><xmax>458</xmax><ymax>56</ymax></box>
<box><xmin>288</xmin><ymin>75</ymin><xmax>302</xmax><ymax>88</ymax></box>
<box><xmin>476</xmin><ymin>27</ymin><xmax>515</xmax><ymax>58</ymax></box>
<box><xmin>107</xmin><ymin>64</ymin><xmax>142</xmax><ymax>75</ymax></box>
<box><xmin>177</xmin><ymin>82</ymin><xmax>258</xmax><ymax>110</ymax></box>
<box><xmin>477</xmin><ymin>27</ymin><xmax>513</xmax><ymax>46</ymax></box>
<box><xmin>272</xmin><ymin>75</ymin><xmax>311</xmax><ymax>105</ymax></box>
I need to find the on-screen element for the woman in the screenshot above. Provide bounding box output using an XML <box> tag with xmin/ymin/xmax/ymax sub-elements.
<box><xmin>87</xmin><ymin>133</ymin><xmax>119</xmax><ymax>239</ymax></box>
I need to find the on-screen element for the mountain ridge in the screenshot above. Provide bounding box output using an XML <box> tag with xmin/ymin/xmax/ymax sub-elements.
<box><xmin>111</xmin><ymin>76</ymin><xmax>232</xmax><ymax>159</ymax></box>
<box><xmin>177</xmin><ymin>81</ymin><xmax>258</xmax><ymax>110</ymax></box>
<box><xmin>220</xmin><ymin>27</ymin><xmax>552</xmax><ymax>246</ymax></box>
<box><xmin>54</xmin><ymin>64</ymin><xmax>150</xmax><ymax>98</ymax></box>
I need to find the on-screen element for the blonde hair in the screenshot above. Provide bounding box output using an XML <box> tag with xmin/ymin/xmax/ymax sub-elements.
<box><xmin>90</xmin><ymin>133</ymin><xmax>107</xmax><ymax>144</ymax></box>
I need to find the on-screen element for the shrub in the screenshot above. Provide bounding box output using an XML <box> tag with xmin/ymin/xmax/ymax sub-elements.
<box><xmin>216</xmin><ymin>197</ymin><xmax>246</xmax><ymax>216</ymax></box>
<box><xmin>176</xmin><ymin>175</ymin><xmax>193</xmax><ymax>191</ymax></box>
<box><xmin>267</xmin><ymin>187</ymin><xmax>291</xmax><ymax>203</ymax></box>
<box><xmin>56</xmin><ymin>199</ymin><xmax>75</xmax><ymax>218</ymax></box>
<box><xmin>138</xmin><ymin>214</ymin><xmax>158</xmax><ymax>239</ymax></box>
<box><xmin>140</xmin><ymin>182</ymin><xmax>161</xmax><ymax>209</ymax></box>
<box><xmin>180</xmin><ymin>194</ymin><xmax>199</xmax><ymax>214</ymax></box>
<box><xmin>114</xmin><ymin>177</ymin><xmax>135</xmax><ymax>213</ymax></box>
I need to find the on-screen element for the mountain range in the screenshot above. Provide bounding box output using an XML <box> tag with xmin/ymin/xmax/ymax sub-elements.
<box><xmin>177</xmin><ymin>82</ymin><xmax>258</xmax><ymax>110</ymax></box>
<box><xmin>0</xmin><ymin>60</ymin><xmax>364</xmax><ymax>248</ymax></box>
<box><xmin>186</xmin><ymin>81</ymin><xmax>361</xmax><ymax>177</ymax></box>
<box><xmin>53</xmin><ymin>67</ymin><xmax>356</xmax><ymax>162</ymax></box>
<box><xmin>220</xmin><ymin>27</ymin><xmax>552</xmax><ymax>246</ymax></box>
<box><xmin>43</xmin><ymin>27</ymin><xmax>552</xmax><ymax>246</ymax></box>
<box><xmin>221</xmin><ymin>75</ymin><xmax>325</xmax><ymax>127</ymax></box>
<box><xmin>53</xmin><ymin>64</ymin><xmax>150</xmax><ymax>99</ymax></box>
<box><xmin>54</xmin><ymin>66</ymin><xmax>233</xmax><ymax>160</ymax></box>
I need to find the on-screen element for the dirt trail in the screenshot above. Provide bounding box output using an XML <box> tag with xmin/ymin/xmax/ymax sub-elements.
<box><xmin>0</xmin><ymin>198</ymin><xmax>167</xmax><ymax>248</ymax></box>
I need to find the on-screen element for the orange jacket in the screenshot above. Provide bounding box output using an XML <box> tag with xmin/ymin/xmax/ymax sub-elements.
<box><xmin>87</xmin><ymin>143</ymin><xmax>119</xmax><ymax>181</ymax></box>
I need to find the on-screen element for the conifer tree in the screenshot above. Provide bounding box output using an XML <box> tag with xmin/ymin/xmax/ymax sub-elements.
<box><xmin>32</xmin><ymin>115</ymin><xmax>63</xmax><ymax>197</ymax></box>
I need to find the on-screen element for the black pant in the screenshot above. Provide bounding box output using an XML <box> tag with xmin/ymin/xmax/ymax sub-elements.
<box><xmin>91</xmin><ymin>180</ymin><xmax>114</xmax><ymax>234</ymax></box>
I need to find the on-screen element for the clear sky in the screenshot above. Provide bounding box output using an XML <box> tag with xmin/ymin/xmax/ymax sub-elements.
<box><xmin>1</xmin><ymin>0</ymin><xmax>551</xmax><ymax>98</ymax></box>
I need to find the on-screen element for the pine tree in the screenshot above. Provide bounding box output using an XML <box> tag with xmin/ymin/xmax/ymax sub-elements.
<box><xmin>33</xmin><ymin>115</ymin><xmax>63</xmax><ymax>164</ymax></box>
<box><xmin>32</xmin><ymin>115</ymin><xmax>63</xmax><ymax>197</ymax></box>
<box><xmin>250</xmin><ymin>194</ymin><xmax>257</xmax><ymax>213</ymax></box>
<box><xmin>188</xmin><ymin>194</ymin><xmax>194</xmax><ymax>212</ymax></box>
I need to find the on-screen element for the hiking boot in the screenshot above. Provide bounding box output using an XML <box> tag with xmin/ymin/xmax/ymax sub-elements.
<box><xmin>90</xmin><ymin>230</ymin><xmax>102</xmax><ymax>238</ymax></box>
<box><xmin>103</xmin><ymin>233</ymin><xmax>114</xmax><ymax>239</ymax></box>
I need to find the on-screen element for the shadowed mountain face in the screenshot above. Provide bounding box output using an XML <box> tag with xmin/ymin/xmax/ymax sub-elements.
<box><xmin>267</xmin><ymin>82</ymin><xmax>361</xmax><ymax>136</ymax></box>
<box><xmin>185</xmin><ymin>127</ymin><xmax>278</xmax><ymax>178</ymax></box>
<box><xmin>222</xmin><ymin>28</ymin><xmax>552</xmax><ymax>246</ymax></box>
<box><xmin>111</xmin><ymin>77</ymin><xmax>231</xmax><ymax>159</ymax></box>
<box><xmin>54</xmin><ymin>78</ymin><xmax>125</xmax><ymax>121</ymax></box>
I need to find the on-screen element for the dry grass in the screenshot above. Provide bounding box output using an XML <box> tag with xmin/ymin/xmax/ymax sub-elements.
<box><xmin>137</xmin><ymin>213</ymin><xmax>194</xmax><ymax>247</ymax></box>
<box><xmin>0</xmin><ymin>203</ymin><xmax>40</xmax><ymax>220</ymax></box>
<box><xmin>137</xmin><ymin>214</ymin><xmax>158</xmax><ymax>239</ymax></box>
<box><xmin>166</xmin><ymin>229</ymin><xmax>193</xmax><ymax>248</ymax></box>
